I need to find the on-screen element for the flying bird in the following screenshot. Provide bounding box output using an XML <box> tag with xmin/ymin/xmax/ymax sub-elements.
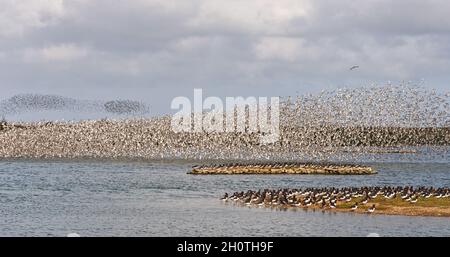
<box><xmin>350</xmin><ymin>65</ymin><xmax>359</xmax><ymax>70</ymax></box>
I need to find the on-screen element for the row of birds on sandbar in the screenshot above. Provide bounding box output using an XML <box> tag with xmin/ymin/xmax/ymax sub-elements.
<box><xmin>194</xmin><ymin>162</ymin><xmax>364</xmax><ymax>169</ymax></box>
<box><xmin>221</xmin><ymin>186</ymin><xmax>450</xmax><ymax>213</ymax></box>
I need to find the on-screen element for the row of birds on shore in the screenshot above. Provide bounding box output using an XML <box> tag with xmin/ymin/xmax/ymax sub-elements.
<box><xmin>194</xmin><ymin>162</ymin><xmax>364</xmax><ymax>170</ymax></box>
<box><xmin>221</xmin><ymin>186</ymin><xmax>450</xmax><ymax>213</ymax></box>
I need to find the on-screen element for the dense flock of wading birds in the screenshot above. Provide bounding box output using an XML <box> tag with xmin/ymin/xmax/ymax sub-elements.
<box><xmin>0</xmin><ymin>85</ymin><xmax>448</xmax><ymax>160</ymax></box>
<box><xmin>0</xmin><ymin>94</ymin><xmax>150</xmax><ymax>115</ymax></box>
<box><xmin>192</xmin><ymin>162</ymin><xmax>367</xmax><ymax>170</ymax></box>
<box><xmin>221</xmin><ymin>186</ymin><xmax>450</xmax><ymax>213</ymax></box>
<box><xmin>190</xmin><ymin>162</ymin><xmax>375</xmax><ymax>175</ymax></box>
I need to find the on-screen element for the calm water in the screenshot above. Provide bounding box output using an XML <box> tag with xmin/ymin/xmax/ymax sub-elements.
<box><xmin>0</xmin><ymin>157</ymin><xmax>450</xmax><ymax>236</ymax></box>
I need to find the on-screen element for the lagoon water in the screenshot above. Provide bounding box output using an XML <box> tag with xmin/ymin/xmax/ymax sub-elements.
<box><xmin>0</xmin><ymin>156</ymin><xmax>450</xmax><ymax>237</ymax></box>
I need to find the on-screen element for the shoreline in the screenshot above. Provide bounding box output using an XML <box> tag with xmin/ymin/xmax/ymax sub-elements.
<box><xmin>250</xmin><ymin>204</ymin><xmax>450</xmax><ymax>217</ymax></box>
<box><xmin>268</xmin><ymin>202</ymin><xmax>450</xmax><ymax>217</ymax></box>
<box><xmin>229</xmin><ymin>200</ymin><xmax>450</xmax><ymax>217</ymax></box>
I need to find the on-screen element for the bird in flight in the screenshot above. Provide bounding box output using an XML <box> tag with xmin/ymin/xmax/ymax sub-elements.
<box><xmin>350</xmin><ymin>65</ymin><xmax>359</xmax><ymax>70</ymax></box>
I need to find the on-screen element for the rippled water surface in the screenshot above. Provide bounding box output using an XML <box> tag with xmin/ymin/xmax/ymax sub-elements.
<box><xmin>0</xmin><ymin>157</ymin><xmax>450</xmax><ymax>236</ymax></box>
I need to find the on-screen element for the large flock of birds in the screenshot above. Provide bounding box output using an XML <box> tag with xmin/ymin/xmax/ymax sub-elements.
<box><xmin>221</xmin><ymin>186</ymin><xmax>450</xmax><ymax>212</ymax></box>
<box><xmin>0</xmin><ymin>85</ymin><xmax>448</xmax><ymax>161</ymax></box>
<box><xmin>190</xmin><ymin>162</ymin><xmax>375</xmax><ymax>174</ymax></box>
<box><xmin>0</xmin><ymin>94</ymin><xmax>150</xmax><ymax>116</ymax></box>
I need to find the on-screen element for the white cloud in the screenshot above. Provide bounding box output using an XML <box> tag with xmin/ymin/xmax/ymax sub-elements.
<box><xmin>0</xmin><ymin>0</ymin><xmax>65</xmax><ymax>38</ymax></box>
<box><xmin>173</xmin><ymin>36</ymin><xmax>213</xmax><ymax>52</ymax></box>
<box><xmin>23</xmin><ymin>44</ymin><xmax>89</xmax><ymax>62</ymax></box>
<box><xmin>188</xmin><ymin>0</ymin><xmax>311</xmax><ymax>34</ymax></box>
<box><xmin>254</xmin><ymin>37</ymin><xmax>302</xmax><ymax>62</ymax></box>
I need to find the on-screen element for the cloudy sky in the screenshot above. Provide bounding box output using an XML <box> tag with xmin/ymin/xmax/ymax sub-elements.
<box><xmin>1</xmin><ymin>0</ymin><xmax>450</xmax><ymax>115</ymax></box>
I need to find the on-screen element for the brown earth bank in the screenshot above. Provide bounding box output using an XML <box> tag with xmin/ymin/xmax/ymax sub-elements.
<box><xmin>239</xmin><ymin>201</ymin><xmax>450</xmax><ymax>217</ymax></box>
<box><xmin>312</xmin><ymin>197</ymin><xmax>450</xmax><ymax>217</ymax></box>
